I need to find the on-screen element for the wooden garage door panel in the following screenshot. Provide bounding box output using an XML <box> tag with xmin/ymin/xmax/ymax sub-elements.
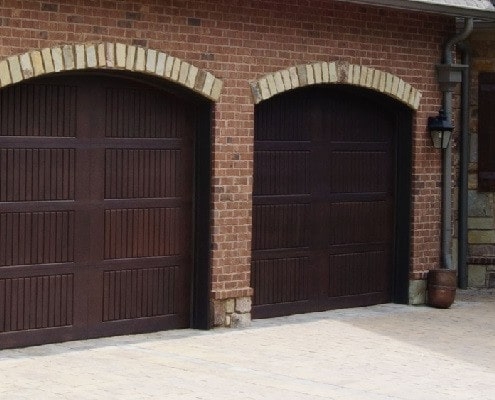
<box><xmin>0</xmin><ymin>149</ymin><xmax>75</xmax><ymax>202</ymax></box>
<box><xmin>0</xmin><ymin>83</ymin><xmax>77</xmax><ymax>137</ymax></box>
<box><xmin>0</xmin><ymin>211</ymin><xmax>74</xmax><ymax>266</ymax></box>
<box><xmin>252</xmin><ymin>87</ymin><xmax>397</xmax><ymax>317</ymax></box>
<box><xmin>105</xmin><ymin>149</ymin><xmax>180</xmax><ymax>199</ymax></box>
<box><xmin>0</xmin><ymin>76</ymin><xmax>194</xmax><ymax>347</ymax></box>
<box><xmin>105</xmin><ymin>87</ymin><xmax>186</xmax><ymax>139</ymax></box>
<box><xmin>102</xmin><ymin>265</ymin><xmax>179</xmax><ymax>321</ymax></box>
<box><xmin>104</xmin><ymin>208</ymin><xmax>182</xmax><ymax>259</ymax></box>
<box><xmin>0</xmin><ymin>274</ymin><xmax>74</xmax><ymax>332</ymax></box>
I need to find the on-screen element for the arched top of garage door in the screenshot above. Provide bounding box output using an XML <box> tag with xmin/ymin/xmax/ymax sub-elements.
<box><xmin>0</xmin><ymin>42</ymin><xmax>224</xmax><ymax>101</ymax></box>
<box><xmin>250</xmin><ymin>61</ymin><xmax>422</xmax><ymax>110</ymax></box>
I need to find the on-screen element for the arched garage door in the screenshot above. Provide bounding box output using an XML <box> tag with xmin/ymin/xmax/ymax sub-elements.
<box><xmin>0</xmin><ymin>74</ymin><xmax>208</xmax><ymax>348</ymax></box>
<box><xmin>251</xmin><ymin>85</ymin><xmax>411</xmax><ymax>318</ymax></box>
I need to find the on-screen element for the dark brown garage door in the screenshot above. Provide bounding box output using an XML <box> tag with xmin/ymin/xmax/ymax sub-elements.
<box><xmin>252</xmin><ymin>86</ymin><xmax>407</xmax><ymax>318</ymax></box>
<box><xmin>0</xmin><ymin>74</ymin><xmax>196</xmax><ymax>348</ymax></box>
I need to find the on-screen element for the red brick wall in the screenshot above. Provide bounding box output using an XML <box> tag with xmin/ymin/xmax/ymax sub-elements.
<box><xmin>0</xmin><ymin>0</ymin><xmax>454</xmax><ymax>299</ymax></box>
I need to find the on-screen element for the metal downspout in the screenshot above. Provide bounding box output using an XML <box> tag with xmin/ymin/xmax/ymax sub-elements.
<box><xmin>441</xmin><ymin>18</ymin><xmax>473</xmax><ymax>270</ymax></box>
<box><xmin>458</xmin><ymin>43</ymin><xmax>470</xmax><ymax>288</ymax></box>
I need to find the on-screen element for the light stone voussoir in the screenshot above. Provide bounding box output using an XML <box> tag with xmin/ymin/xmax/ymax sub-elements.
<box><xmin>30</xmin><ymin>51</ymin><xmax>44</xmax><ymax>76</ymax></box>
<box><xmin>75</xmin><ymin>44</ymin><xmax>85</xmax><ymax>69</ymax></box>
<box><xmin>41</xmin><ymin>48</ymin><xmax>54</xmax><ymax>73</ymax></box>
<box><xmin>8</xmin><ymin>56</ymin><xmax>23</xmax><ymax>83</ymax></box>
<box><xmin>115</xmin><ymin>43</ymin><xmax>126</xmax><ymax>68</ymax></box>
<box><xmin>0</xmin><ymin>42</ymin><xmax>220</xmax><ymax>102</ymax></box>
<box><xmin>0</xmin><ymin>60</ymin><xmax>11</xmax><ymax>86</ymax></box>
<box><xmin>250</xmin><ymin>62</ymin><xmax>422</xmax><ymax>109</ymax></box>
<box><xmin>19</xmin><ymin>53</ymin><xmax>33</xmax><ymax>79</ymax></box>
<box><xmin>86</xmin><ymin>44</ymin><xmax>97</xmax><ymax>68</ymax></box>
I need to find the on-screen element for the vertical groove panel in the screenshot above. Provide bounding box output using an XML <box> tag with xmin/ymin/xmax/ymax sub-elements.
<box><xmin>0</xmin><ymin>212</ymin><xmax>74</xmax><ymax>266</ymax></box>
<box><xmin>102</xmin><ymin>266</ymin><xmax>178</xmax><ymax>322</ymax></box>
<box><xmin>0</xmin><ymin>274</ymin><xmax>74</xmax><ymax>332</ymax></box>
<box><xmin>104</xmin><ymin>208</ymin><xmax>180</xmax><ymax>259</ymax></box>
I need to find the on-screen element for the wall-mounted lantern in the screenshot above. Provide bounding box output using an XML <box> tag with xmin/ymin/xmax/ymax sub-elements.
<box><xmin>428</xmin><ymin>109</ymin><xmax>453</xmax><ymax>149</ymax></box>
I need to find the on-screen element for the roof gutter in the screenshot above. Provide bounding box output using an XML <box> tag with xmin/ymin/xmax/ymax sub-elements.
<box><xmin>334</xmin><ymin>0</ymin><xmax>495</xmax><ymax>20</ymax></box>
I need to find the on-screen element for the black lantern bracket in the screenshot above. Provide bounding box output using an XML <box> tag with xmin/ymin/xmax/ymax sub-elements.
<box><xmin>428</xmin><ymin>109</ymin><xmax>453</xmax><ymax>149</ymax></box>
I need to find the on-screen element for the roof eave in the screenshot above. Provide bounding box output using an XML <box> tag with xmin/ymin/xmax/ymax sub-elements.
<box><xmin>335</xmin><ymin>0</ymin><xmax>495</xmax><ymax>20</ymax></box>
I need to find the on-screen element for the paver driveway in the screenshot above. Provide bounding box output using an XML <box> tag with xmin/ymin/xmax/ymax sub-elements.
<box><xmin>0</xmin><ymin>290</ymin><xmax>494</xmax><ymax>400</ymax></box>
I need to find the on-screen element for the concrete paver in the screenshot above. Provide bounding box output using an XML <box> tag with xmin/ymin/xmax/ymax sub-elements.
<box><xmin>0</xmin><ymin>289</ymin><xmax>494</xmax><ymax>400</ymax></box>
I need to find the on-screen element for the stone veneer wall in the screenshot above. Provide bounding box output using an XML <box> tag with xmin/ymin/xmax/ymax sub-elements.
<box><xmin>466</xmin><ymin>28</ymin><xmax>495</xmax><ymax>288</ymax></box>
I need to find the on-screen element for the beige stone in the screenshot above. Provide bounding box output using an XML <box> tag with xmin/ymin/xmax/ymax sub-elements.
<box><xmin>408</xmin><ymin>279</ymin><xmax>426</xmax><ymax>305</ymax></box>
<box><xmin>397</xmin><ymin>79</ymin><xmax>405</xmax><ymax>99</ymax></box>
<box><xmin>365</xmin><ymin>67</ymin><xmax>373</xmax><ymax>87</ymax></box>
<box><xmin>372</xmin><ymin>69</ymin><xmax>380</xmax><ymax>90</ymax></box>
<box><xmin>30</xmin><ymin>51</ymin><xmax>44</xmax><ymax>76</ymax></box>
<box><xmin>321</xmin><ymin>62</ymin><xmax>329</xmax><ymax>83</ymax></box>
<box><xmin>413</xmin><ymin>91</ymin><xmax>422</xmax><ymax>110</ymax></box>
<box><xmin>146</xmin><ymin>49</ymin><xmax>157</xmax><ymax>73</ymax></box>
<box><xmin>97</xmin><ymin>43</ymin><xmax>106</xmax><ymax>67</ymax></box>
<box><xmin>171</xmin><ymin>58</ymin><xmax>181</xmax><ymax>80</ymax></box>
<box><xmin>259</xmin><ymin>77</ymin><xmax>270</xmax><ymax>100</ymax></box>
<box><xmin>328</xmin><ymin>62</ymin><xmax>337</xmax><ymax>83</ymax></box>
<box><xmin>379</xmin><ymin>71</ymin><xmax>386</xmax><ymax>92</ymax></box>
<box><xmin>41</xmin><ymin>48</ymin><xmax>54</xmax><ymax>73</ymax></box>
<box><xmin>210</xmin><ymin>78</ymin><xmax>223</xmax><ymax>101</ymax></box>
<box><xmin>8</xmin><ymin>56</ymin><xmax>23</xmax><ymax>83</ymax></box>
<box><xmin>202</xmin><ymin>72</ymin><xmax>215</xmax><ymax>97</ymax></box>
<box><xmin>468</xmin><ymin>265</ymin><xmax>487</xmax><ymax>287</ymax></box>
<box><xmin>468</xmin><ymin>230</ymin><xmax>495</xmax><ymax>244</ymax></box>
<box><xmin>468</xmin><ymin>173</ymin><xmax>477</xmax><ymax>190</ymax></box>
<box><xmin>225</xmin><ymin>298</ymin><xmax>235</xmax><ymax>314</ymax></box>
<box><xmin>224</xmin><ymin>314</ymin><xmax>231</xmax><ymax>327</ymax></box>
<box><xmin>313</xmin><ymin>63</ymin><xmax>322</xmax><ymax>84</ymax></box>
<box><xmin>19</xmin><ymin>53</ymin><xmax>33</xmax><ymax>79</ymax></box>
<box><xmin>385</xmin><ymin>73</ymin><xmax>393</xmax><ymax>94</ymax></box>
<box><xmin>155</xmin><ymin>52</ymin><xmax>166</xmax><ymax>76</ymax></box>
<box><xmin>402</xmin><ymin>83</ymin><xmax>412</xmax><ymax>104</ymax></box>
<box><xmin>250</xmin><ymin>81</ymin><xmax>262</xmax><ymax>104</ymax></box>
<box><xmin>105</xmin><ymin>42</ymin><xmax>114</xmax><ymax>67</ymax></box>
<box><xmin>266</xmin><ymin>73</ymin><xmax>277</xmax><ymax>95</ymax></box>
<box><xmin>75</xmin><ymin>44</ymin><xmax>85</xmax><ymax>69</ymax></box>
<box><xmin>186</xmin><ymin>65</ymin><xmax>198</xmax><ymax>89</ymax></box>
<box><xmin>0</xmin><ymin>60</ymin><xmax>11</xmax><ymax>86</ymax></box>
<box><xmin>125</xmin><ymin>45</ymin><xmax>136</xmax><ymax>70</ymax></box>
<box><xmin>62</xmin><ymin>45</ymin><xmax>74</xmax><ymax>70</ymax></box>
<box><xmin>468</xmin><ymin>217</ymin><xmax>494</xmax><ymax>230</ymax></box>
<box><xmin>51</xmin><ymin>47</ymin><xmax>64</xmax><ymax>72</ymax></box>
<box><xmin>178</xmin><ymin>61</ymin><xmax>189</xmax><ymax>84</ymax></box>
<box><xmin>115</xmin><ymin>43</ymin><xmax>126</xmax><ymax>68</ymax></box>
<box><xmin>230</xmin><ymin>313</ymin><xmax>251</xmax><ymax>328</ymax></box>
<box><xmin>359</xmin><ymin>66</ymin><xmax>367</xmax><ymax>86</ymax></box>
<box><xmin>306</xmin><ymin>64</ymin><xmax>314</xmax><ymax>85</ymax></box>
<box><xmin>289</xmin><ymin>66</ymin><xmax>299</xmax><ymax>88</ymax></box>
<box><xmin>86</xmin><ymin>44</ymin><xmax>97</xmax><ymax>68</ymax></box>
<box><xmin>164</xmin><ymin>56</ymin><xmax>174</xmax><ymax>78</ymax></box>
<box><xmin>235</xmin><ymin>297</ymin><xmax>252</xmax><ymax>313</ymax></box>
<box><xmin>281</xmin><ymin>69</ymin><xmax>291</xmax><ymax>90</ymax></box>
<box><xmin>391</xmin><ymin>76</ymin><xmax>400</xmax><ymax>96</ymax></box>
<box><xmin>135</xmin><ymin>47</ymin><xmax>146</xmax><ymax>71</ymax></box>
<box><xmin>274</xmin><ymin>71</ymin><xmax>284</xmax><ymax>92</ymax></box>
<box><xmin>409</xmin><ymin>88</ymin><xmax>417</xmax><ymax>108</ymax></box>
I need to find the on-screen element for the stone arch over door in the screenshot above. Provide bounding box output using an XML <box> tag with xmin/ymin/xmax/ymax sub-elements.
<box><xmin>0</xmin><ymin>45</ymin><xmax>216</xmax><ymax>348</ymax></box>
<box><xmin>250</xmin><ymin>61</ymin><xmax>422</xmax><ymax>110</ymax></box>
<box><xmin>0</xmin><ymin>42</ymin><xmax>223</xmax><ymax>101</ymax></box>
<box><xmin>251</xmin><ymin>83</ymin><xmax>413</xmax><ymax>318</ymax></box>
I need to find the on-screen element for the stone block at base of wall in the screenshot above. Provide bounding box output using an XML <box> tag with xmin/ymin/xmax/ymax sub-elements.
<box><xmin>409</xmin><ymin>279</ymin><xmax>427</xmax><ymax>305</ymax></box>
<box><xmin>468</xmin><ymin>264</ymin><xmax>487</xmax><ymax>287</ymax></box>
<box><xmin>212</xmin><ymin>297</ymin><xmax>252</xmax><ymax>328</ymax></box>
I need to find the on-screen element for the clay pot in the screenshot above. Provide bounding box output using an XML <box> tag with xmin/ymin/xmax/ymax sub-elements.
<box><xmin>427</xmin><ymin>269</ymin><xmax>457</xmax><ymax>309</ymax></box>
